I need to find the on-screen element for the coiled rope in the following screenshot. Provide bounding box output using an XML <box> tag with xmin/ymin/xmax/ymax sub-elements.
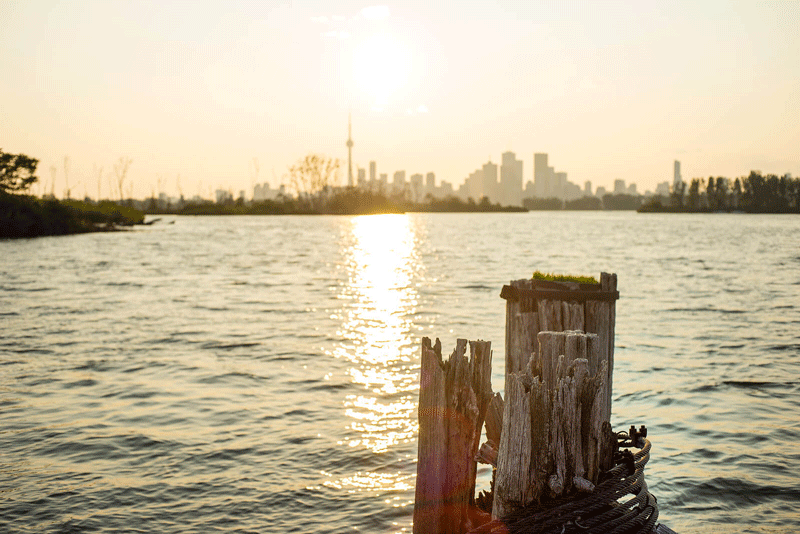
<box><xmin>470</xmin><ymin>427</ymin><xmax>658</xmax><ymax>534</ymax></box>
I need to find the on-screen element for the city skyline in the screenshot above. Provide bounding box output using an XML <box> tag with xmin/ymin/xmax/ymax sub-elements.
<box><xmin>1</xmin><ymin>1</ymin><xmax>798</xmax><ymax>199</ymax></box>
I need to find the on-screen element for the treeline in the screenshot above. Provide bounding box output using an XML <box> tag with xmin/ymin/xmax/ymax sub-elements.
<box><xmin>1</xmin><ymin>148</ymin><xmax>144</xmax><ymax>238</ymax></box>
<box><xmin>523</xmin><ymin>194</ymin><xmax>641</xmax><ymax>211</ymax></box>
<box><xmin>1</xmin><ymin>194</ymin><xmax>144</xmax><ymax>238</ymax></box>
<box><xmin>640</xmin><ymin>171</ymin><xmax>800</xmax><ymax>213</ymax></box>
<box><xmin>148</xmin><ymin>189</ymin><xmax>526</xmax><ymax>216</ymax></box>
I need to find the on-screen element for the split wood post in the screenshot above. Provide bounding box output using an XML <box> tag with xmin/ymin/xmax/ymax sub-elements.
<box><xmin>492</xmin><ymin>331</ymin><xmax>615</xmax><ymax>519</ymax></box>
<box><xmin>414</xmin><ymin>337</ymin><xmax>494</xmax><ymax>534</ymax></box>
<box><xmin>501</xmin><ymin>273</ymin><xmax>618</xmax><ymax>420</ymax></box>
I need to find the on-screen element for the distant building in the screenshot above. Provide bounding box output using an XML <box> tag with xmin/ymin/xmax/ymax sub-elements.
<box><xmin>554</xmin><ymin>171</ymin><xmax>567</xmax><ymax>198</ymax></box>
<box><xmin>254</xmin><ymin>183</ymin><xmax>280</xmax><ymax>201</ymax></box>
<box><xmin>459</xmin><ymin>168</ymin><xmax>483</xmax><ymax>202</ymax></box>
<box><xmin>369</xmin><ymin>161</ymin><xmax>376</xmax><ymax>183</ymax></box>
<box><xmin>439</xmin><ymin>180</ymin><xmax>454</xmax><ymax>197</ymax></box>
<box><xmin>393</xmin><ymin>170</ymin><xmax>406</xmax><ymax>197</ymax></box>
<box><xmin>215</xmin><ymin>189</ymin><xmax>233</xmax><ymax>204</ymax></box>
<box><xmin>534</xmin><ymin>153</ymin><xmax>551</xmax><ymax>197</ymax></box>
<box><xmin>627</xmin><ymin>183</ymin><xmax>638</xmax><ymax>195</ymax></box>
<box><xmin>410</xmin><ymin>173</ymin><xmax>424</xmax><ymax>202</ymax></box>
<box><xmin>584</xmin><ymin>181</ymin><xmax>592</xmax><ymax>196</ymax></box>
<box><xmin>524</xmin><ymin>180</ymin><xmax>535</xmax><ymax>199</ymax></box>
<box><xmin>673</xmin><ymin>160</ymin><xmax>682</xmax><ymax>190</ymax></box>
<box><xmin>482</xmin><ymin>161</ymin><xmax>498</xmax><ymax>203</ymax></box>
<box><xmin>357</xmin><ymin>167</ymin><xmax>366</xmax><ymax>187</ymax></box>
<box><xmin>655</xmin><ymin>182</ymin><xmax>670</xmax><ymax>196</ymax></box>
<box><xmin>425</xmin><ymin>172</ymin><xmax>436</xmax><ymax>198</ymax></box>
<box><xmin>596</xmin><ymin>186</ymin><xmax>607</xmax><ymax>198</ymax></box>
<box><xmin>347</xmin><ymin>114</ymin><xmax>354</xmax><ymax>187</ymax></box>
<box><xmin>500</xmin><ymin>151</ymin><xmax>523</xmax><ymax>206</ymax></box>
<box><xmin>614</xmin><ymin>179</ymin><xmax>626</xmax><ymax>194</ymax></box>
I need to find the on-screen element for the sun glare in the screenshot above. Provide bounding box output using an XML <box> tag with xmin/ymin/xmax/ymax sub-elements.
<box><xmin>352</xmin><ymin>33</ymin><xmax>412</xmax><ymax>110</ymax></box>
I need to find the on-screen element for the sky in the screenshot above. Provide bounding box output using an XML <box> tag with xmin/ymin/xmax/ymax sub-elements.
<box><xmin>1</xmin><ymin>0</ymin><xmax>798</xmax><ymax>199</ymax></box>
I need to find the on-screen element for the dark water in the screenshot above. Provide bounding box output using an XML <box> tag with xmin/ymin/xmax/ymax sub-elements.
<box><xmin>1</xmin><ymin>212</ymin><xmax>798</xmax><ymax>533</ymax></box>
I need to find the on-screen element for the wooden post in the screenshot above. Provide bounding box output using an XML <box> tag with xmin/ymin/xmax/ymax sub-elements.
<box><xmin>414</xmin><ymin>337</ymin><xmax>493</xmax><ymax>534</ymax></box>
<box><xmin>492</xmin><ymin>331</ymin><xmax>615</xmax><ymax>519</ymax></box>
<box><xmin>501</xmin><ymin>272</ymin><xmax>618</xmax><ymax>419</ymax></box>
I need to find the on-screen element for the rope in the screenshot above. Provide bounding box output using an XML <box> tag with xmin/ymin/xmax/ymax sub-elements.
<box><xmin>469</xmin><ymin>427</ymin><xmax>658</xmax><ymax>534</ymax></box>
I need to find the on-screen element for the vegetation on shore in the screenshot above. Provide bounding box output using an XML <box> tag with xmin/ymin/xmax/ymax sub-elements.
<box><xmin>1</xmin><ymin>149</ymin><xmax>144</xmax><ymax>239</ymax></box>
<box><xmin>148</xmin><ymin>189</ymin><xmax>527</xmax><ymax>216</ymax></box>
<box><xmin>0</xmin><ymin>193</ymin><xmax>145</xmax><ymax>239</ymax></box>
<box><xmin>523</xmin><ymin>193</ymin><xmax>641</xmax><ymax>211</ymax></box>
<box><xmin>639</xmin><ymin>171</ymin><xmax>800</xmax><ymax>213</ymax></box>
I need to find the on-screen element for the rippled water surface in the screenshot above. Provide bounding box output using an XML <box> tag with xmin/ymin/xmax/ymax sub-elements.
<box><xmin>1</xmin><ymin>212</ymin><xmax>799</xmax><ymax>533</ymax></box>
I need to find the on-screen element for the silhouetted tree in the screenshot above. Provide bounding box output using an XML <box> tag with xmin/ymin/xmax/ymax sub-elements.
<box><xmin>113</xmin><ymin>157</ymin><xmax>132</xmax><ymax>201</ymax></box>
<box><xmin>688</xmin><ymin>179</ymin><xmax>701</xmax><ymax>211</ymax></box>
<box><xmin>715</xmin><ymin>177</ymin><xmax>728</xmax><ymax>210</ymax></box>
<box><xmin>523</xmin><ymin>196</ymin><xmax>563</xmax><ymax>210</ymax></box>
<box><xmin>0</xmin><ymin>149</ymin><xmax>39</xmax><ymax>194</ymax></box>
<box><xmin>288</xmin><ymin>154</ymin><xmax>341</xmax><ymax>196</ymax></box>
<box><xmin>602</xmin><ymin>193</ymin><xmax>641</xmax><ymax>210</ymax></box>
<box><xmin>565</xmin><ymin>196</ymin><xmax>602</xmax><ymax>210</ymax></box>
<box><xmin>670</xmin><ymin>181</ymin><xmax>686</xmax><ymax>209</ymax></box>
<box><xmin>706</xmin><ymin>177</ymin><xmax>716</xmax><ymax>211</ymax></box>
<box><xmin>732</xmin><ymin>178</ymin><xmax>742</xmax><ymax>209</ymax></box>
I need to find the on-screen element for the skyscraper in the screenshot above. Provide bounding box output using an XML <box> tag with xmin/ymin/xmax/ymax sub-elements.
<box><xmin>501</xmin><ymin>151</ymin><xmax>523</xmax><ymax>206</ymax></box>
<box><xmin>482</xmin><ymin>160</ymin><xmax>498</xmax><ymax>203</ymax></box>
<box><xmin>346</xmin><ymin>114</ymin><xmax>354</xmax><ymax>187</ymax></box>
<box><xmin>369</xmin><ymin>161</ymin><xmax>376</xmax><ymax>183</ymax></box>
<box><xmin>534</xmin><ymin>153</ymin><xmax>550</xmax><ymax>197</ymax></box>
<box><xmin>673</xmin><ymin>160</ymin><xmax>682</xmax><ymax>190</ymax></box>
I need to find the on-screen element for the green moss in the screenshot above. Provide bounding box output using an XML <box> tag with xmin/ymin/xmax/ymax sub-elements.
<box><xmin>532</xmin><ymin>271</ymin><xmax>598</xmax><ymax>284</ymax></box>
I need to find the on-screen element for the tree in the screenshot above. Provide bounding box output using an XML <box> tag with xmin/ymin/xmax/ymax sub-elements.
<box><xmin>670</xmin><ymin>180</ymin><xmax>686</xmax><ymax>209</ymax></box>
<box><xmin>287</xmin><ymin>154</ymin><xmax>341</xmax><ymax>196</ymax></box>
<box><xmin>0</xmin><ymin>149</ymin><xmax>39</xmax><ymax>194</ymax></box>
<box><xmin>113</xmin><ymin>157</ymin><xmax>133</xmax><ymax>201</ymax></box>
<box><xmin>715</xmin><ymin>177</ymin><xmax>728</xmax><ymax>211</ymax></box>
<box><xmin>688</xmin><ymin>178</ymin><xmax>701</xmax><ymax>211</ymax></box>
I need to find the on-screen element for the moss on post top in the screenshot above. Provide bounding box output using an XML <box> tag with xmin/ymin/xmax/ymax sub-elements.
<box><xmin>531</xmin><ymin>271</ymin><xmax>599</xmax><ymax>285</ymax></box>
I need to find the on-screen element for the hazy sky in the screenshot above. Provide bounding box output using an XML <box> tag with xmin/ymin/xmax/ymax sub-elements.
<box><xmin>2</xmin><ymin>0</ymin><xmax>798</xmax><ymax>199</ymax></box>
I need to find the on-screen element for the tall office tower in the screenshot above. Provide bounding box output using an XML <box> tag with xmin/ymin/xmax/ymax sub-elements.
<box><xmin>614</xmin><ymin>179</ymin><xmax>626</xmax><ymax>194</ymax></box>
<box><xmin>426</xmin><ymin>172</ymin><xmax>436</xmax><ymax>198</ymax></box>
<box><xmin>357</xmin><ymin>167</ymin><xmax>366</xmax><ymax>186</ymax></box>
<box><xmin>465</xmin><ymin>169</ymin><xmax>483</xmax><ymax>201</ymax></box>
<box><xmin>410</xmin><ymin>173</ymin><xmax>424</xmax><ymax>202</ymax></box>
<box><xmin>346</xmin><ymin>114</ymin><xmax>354</xmax><ymax>187</ymax></box>
<box><xmin>554</xmin><ymin>172</ymin><xmax>567</xmax><ymax>199</ymax></box>
<box><xmin>393</xmin><ymin>170</ymin><xmax>406</xmax><ymax>196</ymax></box>
<box><xmin>584</xmin><ymin>181</ymin><xmax>592</xmax><ymax>196</ymax></box>
<box><xmin>482</xmin><ymin>160</ymin><xmax>498</xmax><ymax>203</ymax></box>
<box><xmin>501</xmin><ymin>151</ymin><xmax>523</xmax><ymax>206</ymax></box>
<box><xmin>534</xmin><ymin>153</ymin><xmax>550</xmax><ymax>197</ymax></box>
<box><xmin>379</xmin><ymin>173</ymin><xmax>388</xmax><ymax>184</ymax></box>
<box><xmin>673</xmin><ymin>161</ymin><xmax>682</xmax><ymax>189</ymax></box>
<box><xmin>369</xmin><ymin>161</ymin><xmax>376</xmax><ymax>183</ymax></box>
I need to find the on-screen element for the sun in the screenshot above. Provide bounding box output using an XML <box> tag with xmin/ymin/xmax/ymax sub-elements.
<box><xmin>352</xmin><ymin>33</ymin><xmax>412</xmax><ymax>110</ymax></box>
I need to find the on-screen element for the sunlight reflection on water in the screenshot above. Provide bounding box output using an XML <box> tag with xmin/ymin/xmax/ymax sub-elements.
<box><xmin>333</xmin><ymin>214</ymin><xmax>421</xmax><ymax>459</ymax></box>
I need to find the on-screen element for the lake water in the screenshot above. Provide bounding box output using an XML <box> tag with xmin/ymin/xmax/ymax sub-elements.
<box><xmin>1</xmin><ymin>212</ymin><xmax>798</xmax><ymax>533</ymax></box>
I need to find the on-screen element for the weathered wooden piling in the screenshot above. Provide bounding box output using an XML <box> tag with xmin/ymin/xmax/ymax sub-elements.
<box><xmin>492</xmin><ymin>330</ymin><xmax>615</xmax><ymax>519</ymax></box>
<box><xmin>501</xmin><ymin>273</ymin><xmax>618</xmax><ymax>419</ymax></box>
<box><xmin>414</xmin><ymin>337</ymin><xmax>493</xmax><ymax>534</ymax></box>
<box><xmin>413</xmin><ymin>275</ymin><xmax>670</xmax><ymax>533</ymax></box>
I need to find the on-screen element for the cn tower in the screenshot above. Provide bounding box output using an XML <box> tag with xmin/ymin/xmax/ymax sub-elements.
<box><xmin>346</xmin><ymin>113</ymin><xmax>354</xmax><ymax>187</ymax></box>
